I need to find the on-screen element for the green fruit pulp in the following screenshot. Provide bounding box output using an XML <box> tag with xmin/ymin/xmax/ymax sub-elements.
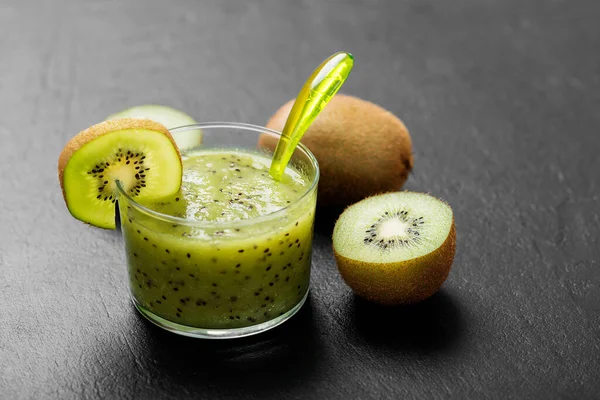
<box><xmin>119</xmin><ymin>149</ymin><xmax>316</xmax><ymax>329</ymax></box>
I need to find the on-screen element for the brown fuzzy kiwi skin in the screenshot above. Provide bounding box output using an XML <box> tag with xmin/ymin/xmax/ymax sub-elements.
<box><xmin>57</xmin><ymin>118</ymin><xmax>181</xmax><ymax>218</ymax></box>
<box><xmin>262</xmin><ymin>94</ymin><xmax>413</xmax><ymax>207</ymax></box>
<box><xmin>333</xmin><ymin>218</ymin><xmax>456</xmax><ymax>306</ymax></box>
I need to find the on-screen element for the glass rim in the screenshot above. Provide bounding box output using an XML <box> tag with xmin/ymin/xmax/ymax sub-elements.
<box><xmin>115</xmin><ymin>122</ymin><xmax>320</xmax><ymax>228</ymax></box>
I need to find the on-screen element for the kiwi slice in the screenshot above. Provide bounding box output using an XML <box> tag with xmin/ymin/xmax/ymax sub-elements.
<box><xmin>332</xmin><ymin>192</ymin><xmax>456</xmax><ymax>305</ymax></box>
<box><xmin>106</xmin><ymin>105</ymin><xmax>202</xmax><ymax>150</ymax></box>
<box><xmin>58</xmin><ymin>118</ymin><xmax>182</xmax><ymax>229</ymax></box>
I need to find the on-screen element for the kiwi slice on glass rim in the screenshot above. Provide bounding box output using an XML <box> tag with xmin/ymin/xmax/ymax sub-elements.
<box><xmin>106</xmin><ymin>105</ymin><xmax>202</xmax><ymax>150</ymax></box>
<box><xmin>58</xmin><ymin>118</ymin><xmax>182</xmax><ymax>229</ymax></box>
<box><xmin>333</xmin><ymin>191</ymin><xmax>456</xmax><ymax>305</ymax></box>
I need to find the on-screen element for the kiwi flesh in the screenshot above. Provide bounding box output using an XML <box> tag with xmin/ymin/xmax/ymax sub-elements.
<box><xmin>106</xmin><ymin>104</ymin><xmax>202</xmax><ymax>150</ymax></box>
<box><xmin>332</xmin><ymin>192</ymin><xmax>455</xmax><ymax>305</ymax></box>
<box><xmin>58</xmin><ymin>118</ymin><xmax>182</xmax><ymax>229</ymax></box>
<box><xmin>263</xmin><ymin>94</ymin><xmax>413</xmax><ymax>207</ymax></box>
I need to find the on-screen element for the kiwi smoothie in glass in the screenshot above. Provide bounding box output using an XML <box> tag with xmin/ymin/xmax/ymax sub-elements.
<box><xmin>116</xmin><ymin>123</ymin><xmax>318</xmax><ymax>339</ymax></box>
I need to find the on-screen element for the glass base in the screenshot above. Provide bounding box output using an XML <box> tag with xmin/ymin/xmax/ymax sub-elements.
<box><xmin>132</xmin><ymin>289</ymin><xmax>310</xmax><ymax>339</ymax></box>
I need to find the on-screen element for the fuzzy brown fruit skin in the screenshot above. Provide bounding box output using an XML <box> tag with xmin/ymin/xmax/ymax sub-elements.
<box><xmin>334</xmin><ymin>220</ymin><xmax>456</xmax><ymax>305</ymax></box>
<box><xmin>262</xmin><ymin>94</ymin><xmax>413</xmax><ymax>207</ymax></box>
<box><xmin>57</xmin><ymin>118</ymin><xmax>181</xmax><ymax>217</ymax></box>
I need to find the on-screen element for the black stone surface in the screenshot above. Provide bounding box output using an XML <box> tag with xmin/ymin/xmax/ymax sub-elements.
<box><xmin>1</xmin><ymin>0</ymin><xmax>599</xmax><ymax>398</ymax></box>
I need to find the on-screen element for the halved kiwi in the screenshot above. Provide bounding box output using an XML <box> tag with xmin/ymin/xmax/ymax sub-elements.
<box><xmin>333</xmin><ymin>192</ymin><xmax>456</xmax><ymax>305</ymax></box>
<box><xmin>106</xmin><ymin>105</ymin><xmax>202</xmax><ymax>150</ymax></box>
<box><xmin>58</xmin><ymin>118</ymin><xmax>182</xmax><ymax>229</ymax></box>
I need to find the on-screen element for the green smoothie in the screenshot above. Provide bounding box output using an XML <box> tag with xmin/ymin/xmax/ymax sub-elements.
<box><xmin>119</xmin><ymin>149</ymin><xmax>316</xmax><ymax>329</ymax></box>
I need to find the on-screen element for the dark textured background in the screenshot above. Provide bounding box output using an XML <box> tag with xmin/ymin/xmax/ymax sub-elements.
<box><xmin>1</xmin><ymin>0</ymin><xmax>599</xmax><ymax>399</ymax></box>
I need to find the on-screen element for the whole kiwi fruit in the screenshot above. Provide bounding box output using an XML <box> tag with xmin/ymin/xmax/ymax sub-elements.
<box><xmin>262</xmin><ymin>94</ymin><xmax>413</xmax><ymax>207</ymax></box>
